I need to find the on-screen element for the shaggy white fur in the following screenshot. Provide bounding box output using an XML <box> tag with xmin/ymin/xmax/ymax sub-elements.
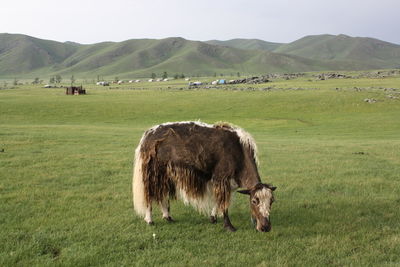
<box><xmin>132</xmin><ymin>146</ymin><xmax>147</xmax><ymax>217</ymax></box>
<box><xmin>255</xmin><ymin>188</ymin><xmax>273</xmax><ymax>217</ymax></box>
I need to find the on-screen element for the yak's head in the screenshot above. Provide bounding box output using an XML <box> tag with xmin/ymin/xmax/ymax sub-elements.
<box><xmin>238</xmin><ymin>183</ymin><xmax>276</xmax><ymax>232</ymax></box>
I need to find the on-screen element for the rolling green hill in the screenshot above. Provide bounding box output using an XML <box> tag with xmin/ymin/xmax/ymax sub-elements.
<box><xmin>0</xmin><ymin>33</ymin><xmax>79</xmax><ymax>75</ymax></box>
<box><xmin>205</xmin><ymin>38</ymin><xmax>283</xmax><ymax>51</ymax></box>
<box><xmin>274</xmin><ymin>34</ymin><xmax>400</xmax><ymax>69</ymax></box>
<box><xmin>1</xmin><ymin>33</ymin><xmax>399</xmax><ymax>78</ymax></box>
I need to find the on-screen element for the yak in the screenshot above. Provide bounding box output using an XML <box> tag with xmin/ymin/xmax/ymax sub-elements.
<box><xmin>132</xmin><ymin>121</ymin><xmax>276</xmax><ymax>232</ymax></box>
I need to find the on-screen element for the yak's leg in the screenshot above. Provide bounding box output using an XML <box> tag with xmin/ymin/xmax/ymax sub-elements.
<box><xmin>212</xmin><ymin>160</ymin><xmax>236</xmax><ymax>231</ymax></box>
<box><xmin>223</xmin><ymin>210</ymin><xmax>236</xmax><ymax>232</ymax></box>
<box><xmin>144</xmin><ymin>205</ymin><xmax>153</xmax><ymax>225</ymax></box>
<box><xmin>210</xmin><ymin>206</ymin><xmax>218</xmax><ymax>224</ymax></box>
<box><xmin>160</xmin><ymin>199</ymin><xmax>174</xmax><ymax>222</ymax></box>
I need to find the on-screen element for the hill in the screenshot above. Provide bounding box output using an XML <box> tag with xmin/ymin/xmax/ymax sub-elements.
<box><xmin>205</xmin><ymin>38</ymin><xmax>283</xmax><ymax>51</ymax></box>
<box><xmin>0</xmin><ymin>33</ymin><xmax>80</xmax><ymax>75</ymax></box>
<box><xmin>1</xmin><ymin>33</ymin><xmax>399</xmax><ymax>78</ymax></box>
<box><xmin>274</xmin><ymin>34</ymin><xmax>400</xmax><ymax>69</ymax></box>
<box><xmin>0</xmin><ymin>34</ymin><xmax>328</xmax><ymax>77</ymax></box>
<box><xmin>63</xmin><ymin>38</ymin><xmax>335</xmax><ymax>77</ymax></box>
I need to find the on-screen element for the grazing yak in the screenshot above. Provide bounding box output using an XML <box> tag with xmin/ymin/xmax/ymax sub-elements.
<box><xmin>132</xmin><ymin>121</ymin><xmax>276</xmax><ymax>232</ymax></box>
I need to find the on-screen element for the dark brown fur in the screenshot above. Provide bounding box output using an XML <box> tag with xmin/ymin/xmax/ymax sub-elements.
<box><xmin>136</xmin><ymin>122</ymin><xmax>267</xmax><ymax>231</ymax></box>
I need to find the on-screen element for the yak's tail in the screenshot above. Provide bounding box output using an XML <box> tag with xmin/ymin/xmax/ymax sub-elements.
<box><xmin>132</xmin><ymin>145</ymin><xmax>147</xmax><ymax>218</ymax></box>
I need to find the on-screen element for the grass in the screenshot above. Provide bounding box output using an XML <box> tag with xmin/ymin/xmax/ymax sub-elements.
<box><xmin>1</xmin><ymin>75</ymin><xmax>400</xmax><ymax>266</ymax></box>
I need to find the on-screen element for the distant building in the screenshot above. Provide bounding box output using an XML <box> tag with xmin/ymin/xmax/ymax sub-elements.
<box><xmin>66</xmin><ymin>86</ymin><xmax>86</xmax><ymax>95</ymax></box>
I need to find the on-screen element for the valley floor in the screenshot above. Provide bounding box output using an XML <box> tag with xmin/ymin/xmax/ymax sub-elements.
<box><xmin>1</xmin><ymin>73</ymin><xmax>399</xmax><ymax>265</ymax></box>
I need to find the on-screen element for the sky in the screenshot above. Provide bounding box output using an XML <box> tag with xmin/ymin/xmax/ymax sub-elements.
<box><xmin>1</xmin><ymin>0</ymin><xmax>400</xmax><ymax>45</ymax></box>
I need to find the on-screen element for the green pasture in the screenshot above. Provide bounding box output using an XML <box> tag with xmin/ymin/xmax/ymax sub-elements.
<box><xmin>1</xmin><ymin>75</ymin><xmax>399</xmax><ymax>266</ymax></box>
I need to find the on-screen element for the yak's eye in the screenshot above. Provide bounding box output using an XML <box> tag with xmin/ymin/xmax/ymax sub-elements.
<box><xmin>252</xmin><ymin>198</ymin><xmax>259</xmax><ymax>205</ymax></box>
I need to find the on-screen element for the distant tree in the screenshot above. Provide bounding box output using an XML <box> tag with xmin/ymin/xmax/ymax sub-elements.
<box><xmin>237</xmin><ymin>72</ymin><xmax>240</xmax><ymax>77</ymax></box>
<box><xmin>97</xmin><ymin>75</ymin><xmax>100</xmax><ymax>82</ymax></box>
<box><xmin>55</xmin><ymin>74</ymin><xmax>62</xmax><ymax>84</ymax></box>
<box><xmin>13</xmin><ymin>78</ymin><xmax>18</xmax><ymax>86</ymax></box>
<box><xmin>162</xmin><ymin>71</ymin><xmax>168</xmax><ymax>79</ymax></box>
<box><xmin>220</xmin><ymin>73</ymin><xmax>224</xmax><ymax>77</ymax></box>
<box><xmin>151</xmin><ymin>73</ymin><xmax>156</xmax><ymax>79</ymax></box>
<box><xmin>213</xmin><ymin>72</ymin><xmax>217</xmax><ymax>77</ymax></box>
<box><xmin>70</xmin><ymin>75</ymin><xmax>75</xmax><ymax>85</ymax></box>
<box><xmin>32</xmin><ymin>77</ymin><xmax>40</xmax><ymax>84</ymax></box>
<box><xmin>174</xmin><ymin>74</ymin><xmax>179</xmax><ymax>79</ymax></box>
<box><xmin>49</xmin><ymin>77</ymin><xmax>55</xmax><ymax>84</ymax></box>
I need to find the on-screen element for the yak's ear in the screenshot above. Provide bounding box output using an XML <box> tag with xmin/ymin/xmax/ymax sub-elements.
<box><xmin>265</xmin><ymin>184</ymin><xmax>277</xmax><ymax>191</ymax></box>
<box><xmin>237</xmin><ymin>189</ymin><xmax>251</xmax><ymax>195</ymax></box>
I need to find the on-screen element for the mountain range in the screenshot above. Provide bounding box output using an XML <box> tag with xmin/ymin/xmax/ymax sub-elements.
<box><xmin>0</xmin><ymin>33</ymin><xmax>399</xmax><ymax>78</ymax></box>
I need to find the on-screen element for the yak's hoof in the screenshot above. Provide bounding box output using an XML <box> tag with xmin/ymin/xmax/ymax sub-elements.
<box><xmin>147</xmin><ymin>221</ymin><xmax>154</xmax><ymax>225</ymax></box>
<box><xmin>224</xmin><ymin>225</ymin><xmax>237</xmax><ymax>232</ymax></box>
<box><xmin>163</xmin><ymin>216</ymin><xmax>174</xmax><ymax>222</ymax></box>
<box><xmin>210</xmin><ymin>216</ymin><xmax>217</xmax><ymax>224</ymax></box>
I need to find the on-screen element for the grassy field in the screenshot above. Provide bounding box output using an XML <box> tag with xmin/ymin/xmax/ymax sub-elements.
<box><xmin>1</xmin><ymin>74</ymin><xmax>400</xmax><ymax>266</ymax></box>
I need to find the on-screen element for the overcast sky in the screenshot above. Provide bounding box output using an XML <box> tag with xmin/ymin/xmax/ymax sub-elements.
<box><xmin>1</xmin><ymin>0</ymin><xmax>399</xmax><ymax>44</ymax></box>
